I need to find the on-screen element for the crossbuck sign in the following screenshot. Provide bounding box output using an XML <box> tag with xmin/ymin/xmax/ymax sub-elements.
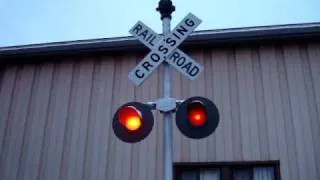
<box><xmin>128</xmin><ymin>13</ymin><xmax>204</xmax><ymax>86</ymax></box>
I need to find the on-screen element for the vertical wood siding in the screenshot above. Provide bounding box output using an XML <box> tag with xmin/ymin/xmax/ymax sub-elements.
<box><xmin>0</xmin><ymin>43</ymin><xmax>319</xmax><ymax>180</ymax></box>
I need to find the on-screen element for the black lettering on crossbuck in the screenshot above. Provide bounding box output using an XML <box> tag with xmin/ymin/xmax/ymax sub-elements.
<box><xmin>128</xmin><ymin>13</ymin><xmax>203</xmax><ymax>86</ymax></box>
<box><xmin>131</xmin><ymin>23</ymin><xmax>158</xmax><ymax>48</ymax></box>
<box><xmin>168</xmin><ymin>51</ymin><xmax>200</xmax><ymax>77</ymax></box>
<box><xmin>135</xmin><ymin>69</ymin><xmax>145</xmax><ymax>78</ymax></box>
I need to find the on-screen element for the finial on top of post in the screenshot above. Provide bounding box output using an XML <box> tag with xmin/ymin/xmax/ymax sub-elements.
<box><xmin>156</xmin><ymin>0</ymin><xmax>175</xmax><ymax>20</ymax></box>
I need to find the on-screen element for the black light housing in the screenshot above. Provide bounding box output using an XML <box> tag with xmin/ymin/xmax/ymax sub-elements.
<box><xmin>176</xmin><ymin>96</ymin><xmax>219</xmax><ymax>139</ymax></box>
<box><xmin>112</xmin><ymin>102</ymin><xmax>154</xmax><ymax>143</ymax></box>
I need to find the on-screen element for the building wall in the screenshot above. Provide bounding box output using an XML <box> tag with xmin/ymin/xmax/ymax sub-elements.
<box><xmin>0</xmin><ymin>43</ymin><xmax>319</xmax><ymax>180</ymax></box>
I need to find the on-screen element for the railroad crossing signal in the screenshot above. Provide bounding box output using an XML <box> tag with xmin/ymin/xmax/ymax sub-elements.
<box><xmin>112</xmin><ymin>12</ymin><xmax>219</xmax><ymax>143</ymax></box>
<box><xmin>128</xmin><ymin>13</ymin><xmax>204</xmax><ymax>86</ymax></box>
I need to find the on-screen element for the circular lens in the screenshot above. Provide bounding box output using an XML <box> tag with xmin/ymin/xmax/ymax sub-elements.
<box><xmin>113</xmin><ymin>102</ymin><xmax>154</xmax><ymax>143</ymax></box>
<box><xmin>125</xmin><ymin>116</ymin><xmax>141</xmax><ymax>131</ymax></box>
<box><xmin>176</xmin><ymin>97</ymin><xmax>220</xmax><ymax>139</ymax></box>
<box><xmin>187</xmin><ymin>101</ymin><xmax>207</xmax><ymax>127</ymax></box>
<box><xmin>118</xmin><ymin>106</ymin><xmax>142</xmax><ymax>131</ymax></box>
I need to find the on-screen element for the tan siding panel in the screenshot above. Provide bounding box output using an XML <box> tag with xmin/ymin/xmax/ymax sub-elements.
<box><xmin>0</xmin><ymin>66</ymin><xmax>17</xmax><ymax>156</ymax></box>
<box><xmin>1</xmin><ymin>65</ymin><xmax>35</xmax><ymax>180</ymax></box>
<box><xmin>260</xmin><ymin>46</ymin><xmax>280</xmax><ymax>160</ymax></box>
<box><xmin>227</xmin><ymin>49</ymin><xmax>243</xmax><ymax>161</ymax></box>
<box><xmin>243</xmin><ymin>48</ymin><xmax>260</xmax><ymax>160</ymax></box>
<box><xmin>284</xmin><ymin>45</ymin><xmax>316</xmax><ymax>180</ymax></box>
<box><xmin>267</xmin><ymin>46</ymin><xmax>290</xmax><ymax>179</ymax></box>
<box><xmin>172</xmin><ymin>66</ymin><xmax>182</xmax><ymax>162</ymax></box>
<box><xmin>299</xmin><ymin>45</ymin><xmax>319</xmax><ymax>180</ymax></box>
<box><xmin>211</xmin><ymin>49</ymin><xmax>225</xmax><ymax>162</ymax></box>
<box><xmin>251</xmin><ymin>48</ymin><xmax>269</xmax><ymax>161</ymax></box>
<box><xmin>219</xmin><ymin>50</ymin><xmax>233</xmax><ymax>161</ymax></box>
<box><xmin>307</xmin><ymin>44</ymin><xmax>320</xmax><ymax>178</ymax></box>
<box><xmin>106</xmin><ymin>56</ymin><xmax>121</xmax><ymax>180</ymax></box>
<box><xmin>0</xmin><ymin>42</ymin><xmax>319</xmax><ymax>180</ymax></box>
<box><xmin>39</xmin><ymin>61</ymin><xmax>74</xmax><ymax>180</ymax></box>
<box><xmin>82</xmin><ymin>57</ymin><xmax>115</xmax><ymax>180</ymax></box>
<box><xmin>179</xmin><ymin>67</ymin><xmax>190</xmax><ymax>162</ymax></box>
<box><xmin>18</xmin><ymin>63</ymin><xmax>54</xmax><ymax>180</ymax></box>
<box><xmin>61</xmin><ymin>60</ymin><xmax>94</xmax><ymax>180</ymax></box>
<box><xmin>236</xmin><ymin>48</ymin><xmax>253</xmax><ymax>160</ymax></box>
<box><xmin>276</xmin><ymin>47</ymin><xmax>299</xmax><ymax>180</ymax></box>
<box><xmin>203</xmin><ymin>49</ymin><xmax>216</xmax><ymax>162</ymax></box>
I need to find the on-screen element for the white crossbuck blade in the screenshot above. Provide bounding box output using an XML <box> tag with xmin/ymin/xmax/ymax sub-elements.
<box><xmin>128</xmin><ymin>13</ymin><xmax>204</xmax><ymax>86</ymax></box>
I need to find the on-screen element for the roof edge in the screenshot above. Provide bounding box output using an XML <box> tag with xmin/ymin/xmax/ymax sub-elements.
<box><xmin>1</xmin><ymin>22</ymin><xmax>320</xmax><ymax>59</ymax></box>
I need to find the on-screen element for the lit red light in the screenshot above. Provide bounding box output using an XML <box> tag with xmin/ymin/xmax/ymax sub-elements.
<box><xmin>118</xmin><ymin>106</ymin><xmax>142</xmax><ymax>131</ymax></box>
<box><xmin>187</xmin><ymin>102</ymin><xmax>207</xmax><ymax>127</ymax></box>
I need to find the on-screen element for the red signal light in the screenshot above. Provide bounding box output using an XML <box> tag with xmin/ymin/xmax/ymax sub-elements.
<box><xmin>176</xmin><ymin>96</ymin><xmax>220</xmax><ymax>139</ymax></box>
<box><xmin>118</xmin><ymin>106</ymin><xmax>142</xmax><ymax>131</ymax></box>
<box><xmin>187</xmin><ymin>102</ymin><xmax>207</xmax><ymax>127</ymax></box>
<box><xmin>113</xmin><ymin>102</ymin><xmax>154</xmax><ymax>143</ymax></box>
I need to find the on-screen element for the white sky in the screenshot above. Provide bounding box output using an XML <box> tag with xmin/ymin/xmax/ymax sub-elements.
<box><xmin>0</xmin><ymin>0</ymin><xmax>319</xmax><ymax>47</ymax></box>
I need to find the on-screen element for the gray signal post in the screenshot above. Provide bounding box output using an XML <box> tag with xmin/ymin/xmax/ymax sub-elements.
<box><xmin>156</xmin><ymin>1</ymin><xmax>175</xmax><ymax>180</ymax></box>
<box><xmin>128</xmin><ymin>0</ymin><xmax>203</xmax><ymax>179</ymax></box>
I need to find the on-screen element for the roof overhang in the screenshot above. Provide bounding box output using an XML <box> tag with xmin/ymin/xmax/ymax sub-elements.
<box><xmin>1</xmin><ymin>23</ymin><xmax>320</xmax><ymax>61</ymax></box>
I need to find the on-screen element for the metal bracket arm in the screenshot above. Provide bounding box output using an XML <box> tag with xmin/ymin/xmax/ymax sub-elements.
<box><xmin>146</xmin><ymin>98</ymin><xmax>185</xmax><ymax>113</ymax></box>
<box><xmin>156</xmin><ymin>97</ymin><xmax>176</xmax><ymax>112</ymax></box>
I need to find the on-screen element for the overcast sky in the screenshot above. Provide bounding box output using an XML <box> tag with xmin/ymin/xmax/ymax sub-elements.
<box><xmin>0</xmin><ymin>0</ymin><xmax>319</xmax><ymax>47</ymax></box>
